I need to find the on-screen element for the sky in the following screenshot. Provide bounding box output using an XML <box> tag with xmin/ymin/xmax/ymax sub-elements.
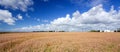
<box><xmin>0</xmin><ymin>0</ymin><xmax>120</xmax><ymax>32</ymax></box>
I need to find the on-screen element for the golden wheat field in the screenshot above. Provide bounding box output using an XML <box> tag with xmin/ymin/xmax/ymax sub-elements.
<box><xmin>0</xmin><ymin>32</ymin><xmax>120</xmax><ymax>52</ymax></box>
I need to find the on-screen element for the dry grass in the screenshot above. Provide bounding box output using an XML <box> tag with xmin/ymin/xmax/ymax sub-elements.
<box><xmin>0</xmin><ymin>32</ymin><xmax>120</xmax><ymax>52</ymax></box>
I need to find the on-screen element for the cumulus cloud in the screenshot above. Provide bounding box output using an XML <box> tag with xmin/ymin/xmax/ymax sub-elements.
<box><xmin>14</xmin><ymin>4</ymin><xmax>120</xmax><ymax>32</ymax></box>
<box><xmin>51</xmin><ymin>14</ymin><xmax>71</xmax><ymax>25</ymax></box>
<box><xmin>17</xmin><ymin>14</ymin><xmax>23</xmax><ymax>20</ymax></box>
<box><xmin>0</xmin><ymin>0</ymin><xmax>33</xmax><ymax>11</ymax></box>
<box><xmin>0</xmin><ymin>9</ymin><xmax>15</xmax><ymax>25</ymax></box>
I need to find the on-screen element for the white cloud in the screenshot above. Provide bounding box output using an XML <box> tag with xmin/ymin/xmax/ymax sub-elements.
<box><xmin>0</xmin><ymin>9</ymin><xmax>15</xmax><ymax>25</ymax></box>
<box><xmin>76</xmin><ymin>4</ymin><xmax>117</xmax><ymax>24</ymax></box>
<box><xmin>17</xmin><ymin>14</ymin><xmax>23</xmax><ymax>20</ymax></box>
<box><xmin>0</xmin><ymin>0</ymin><xmax>33</xmax><ymax>12</ymax></box>
<box><xmin>51</xmin><ymin>14</ymin><xmax>71</xmax><ymax>25</ymax></box>
<box><xmin>14</xmin><ymin>4</ymin><xmax>120</xmax><ymax>32</ymax></box>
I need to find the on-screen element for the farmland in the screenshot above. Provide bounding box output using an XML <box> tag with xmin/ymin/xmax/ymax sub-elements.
<box><xmin>0</xmin><ymin>32</ymin><xmax>120</xmax><ymax>52</ymax></box>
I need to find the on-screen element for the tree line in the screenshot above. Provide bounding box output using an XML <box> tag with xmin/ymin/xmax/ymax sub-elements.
<box><xmin>33</xmin><ymin>30</ymin><xmax>65</xmax><ymax>32</ymax></box>
<box><xmin>89</xmin><ymin>28</ymin><xmax>120</xmax><ymax>32</ymax></box>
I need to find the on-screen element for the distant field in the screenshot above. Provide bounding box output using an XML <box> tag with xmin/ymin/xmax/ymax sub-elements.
<box><xmin>0</xmin><ymin>32</ymin><xmax>120</xmax><ymax>52</ymax></box>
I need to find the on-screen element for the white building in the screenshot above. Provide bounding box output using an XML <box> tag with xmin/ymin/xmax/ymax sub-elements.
<box><xmin>100</xmin><ymin>30</ymin><xmax>114</xmax><ymax>32</ymax></box>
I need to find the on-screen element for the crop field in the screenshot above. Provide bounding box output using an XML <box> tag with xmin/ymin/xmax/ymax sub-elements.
<box><xmin>0</xmin><ymin>32</ymin><xmax>120</xmax><ymax>52</ymax></box>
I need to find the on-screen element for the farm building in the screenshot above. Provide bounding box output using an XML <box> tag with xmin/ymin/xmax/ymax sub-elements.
<box><xmin>100</xmin><ymin>30</ymin><xmax>114</xmax><ymax>32</ymax></box>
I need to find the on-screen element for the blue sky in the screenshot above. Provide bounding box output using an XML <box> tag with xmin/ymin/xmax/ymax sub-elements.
<box><xmin>0</xmin><ymin>0</ymin><xmax>120</xmax><ymax>32</ymax></box>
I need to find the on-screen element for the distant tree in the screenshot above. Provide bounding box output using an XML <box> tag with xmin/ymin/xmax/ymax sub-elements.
<box><xmin>48</xmin><ymin>31</ymin><xmax>55</xmax><ymax>32</ymax></box>
<box><xmin>0</xmin><ymin>32</ymin><xmax>10</xmax><ymax>34</ymax></box>
<box><xmin>33</xmin><ymin>31</ymin><xmax>48</xmax><ymax>32</ymax></box>
<box><xmin>59</xmin><ymin>31</ymin><xmax>65</xmax><ymax>32</ymax></box>
<box><xmin>89</xmin><ymin>30</ymin><xmax>100</xmax><ymax>32</ymax></box>
<box><xmin>114</xmin><ymin>30</ymin><xmax>117</xmax><ymax>32</ymax></box>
